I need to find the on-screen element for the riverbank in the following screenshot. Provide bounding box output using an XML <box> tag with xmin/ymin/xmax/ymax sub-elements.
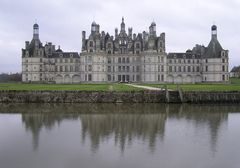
<box><xmin>1</xmin><ymin>90</ymin><xmax>240</xmax><ymax>103</ymax></box>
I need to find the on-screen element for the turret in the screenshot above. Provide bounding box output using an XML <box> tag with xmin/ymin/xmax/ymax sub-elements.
<box><xmin>211</xmin><ymin>25</ymin><xmax>217</xmax><ymax>39</ymax></box>
<box><xmin>115</xmin><ymin>28</ymin><xmax>118</xmax><ymax>38</ymax></box>
<box><xmin>149</xmin><ymin>21</ymin><xmax>156</xmax><ymax>38</ymax></box>
<box><xmin>25</xmin><ymin>41</ymin><xmax>29</xmax><ymax>49</ymax></box>
<box><xmin>128</xmin><ymin>27</ymin><xmax>132</xmax><ymax>39</ymax></box>
<box><xmin>91</xmin><ymin>21</ymin><xmax>97</xmax><ymax>34</ymax></box>
<box><xmin>120</xmin><ymin>17</ymin><xmax>125</xmax><ymax>32</ymax></box>
<box><xmin>33</xmin><ymin>23</ymin><xmax>39</xmax><ymax>40</ymax></box>
<box><xmin>82</xmin><ymin>31</ymin><xmax>86</xmax><ymax>51</ymax></box>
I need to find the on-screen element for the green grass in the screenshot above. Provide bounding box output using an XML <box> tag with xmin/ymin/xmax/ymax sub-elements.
<box><xmin>1</xmin><ymin>78</ymin><xmax>240</xmax><ymax>91</ymax></box>
<box><xmin>0</xmin><ymin>83</ymin><xmax>143</xmax><ymax>91</ymax></box>
<box><xmin>143</xmin><ymin>78</ymin><xmax>240</xmax><ymax>91</ymax></box>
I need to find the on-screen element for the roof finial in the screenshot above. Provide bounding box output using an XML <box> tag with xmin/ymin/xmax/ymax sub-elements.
<box><xmin>122</xmin><ymin>17</ymin><xmax>124</xmax><ymax>23</ymax></box>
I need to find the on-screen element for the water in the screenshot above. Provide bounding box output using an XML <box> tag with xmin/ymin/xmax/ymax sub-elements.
<box><xmin>0</xmin><ymin>103</ymin><xmax>240</xmax><ymax>168</ymax></box>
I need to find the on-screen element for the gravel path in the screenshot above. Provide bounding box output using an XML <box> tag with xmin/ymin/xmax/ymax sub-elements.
<box><xmin>126</xmin><ymin>84</ymin><xmax>163</xmax><ymax>91</ymax></box>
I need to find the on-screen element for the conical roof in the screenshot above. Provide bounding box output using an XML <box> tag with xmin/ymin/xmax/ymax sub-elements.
<box><xmin>204</xmin><ymin>37</ymin><xmax>223</xmax><ymax>58</ymax></box>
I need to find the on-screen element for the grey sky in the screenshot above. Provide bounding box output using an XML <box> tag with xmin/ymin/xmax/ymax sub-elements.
<box><xmin>0</xmin><ymin>0</ymin><xmax>239</xmax><ymax>73</ymax></box>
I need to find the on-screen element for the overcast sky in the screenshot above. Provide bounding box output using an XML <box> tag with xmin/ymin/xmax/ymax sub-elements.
<box><xmin>0</xmin><ymin>0</ymin><xmax>239</xmax><ymax>73</ymax></box>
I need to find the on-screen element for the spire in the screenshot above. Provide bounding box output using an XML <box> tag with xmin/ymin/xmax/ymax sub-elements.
<box><xmin>121</xmin><ymin>17</ymin><xmax>125</xmax><ymax>32</ymax></box>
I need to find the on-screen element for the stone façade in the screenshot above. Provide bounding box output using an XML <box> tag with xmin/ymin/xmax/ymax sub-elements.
<box><xmin>22</xmin><ymin>18</ymin><xmax>229</xmax><ymax>84</ymax></box>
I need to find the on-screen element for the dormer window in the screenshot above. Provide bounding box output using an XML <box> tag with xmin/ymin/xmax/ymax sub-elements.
<box><xmin>221</xmin><ymin>51</ymin><xmax>225</xmax><ymax>57</ymax></box>
<box><xmin>107</xmin><ymin>43</ymin><xmax>112</xmax><ymax>48</ymax></box>
<box><xmin>70</xmin><ymin>54</ymin><xmax>73</xmax><ymax>58</ymax></box>
<box><xmin>59</xmin><ymin>54</ymin><xmax>63</xmax><ymax>58</ymax></box>
<box><xmin>90</xmin><ymin>41</ymin><xmax>93</xmax><ymax>47</ymax></box>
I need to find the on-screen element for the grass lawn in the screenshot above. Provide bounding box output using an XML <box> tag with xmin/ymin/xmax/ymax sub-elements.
<box><xmin>0</xmin><ymin>83</ymin><xmax>143</xmax><ymax>91</ymax></box>
<box><xmin>143</xmin><ymin>78</ymin><xmax>240</xmax><ymax>91</ymax></box>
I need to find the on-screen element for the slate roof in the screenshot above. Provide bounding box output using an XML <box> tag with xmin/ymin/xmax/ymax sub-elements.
<box><xmin>167</xmin><ymin>52</ymin><xmax>201</xmax><ymax>59</ymax></box>
<box><xmin>203</xmin><ymin>37</ymin><xmax>223</xmax><ymax>58</ymax></box>
<box><xmin>231</xmin><ymin>66</ymin><xmax>240</xmax><ymax>72</ymax></box>
<box><xmin>49</xmin><ymin>52</ymin><xmax>79</xmax><ymax>58</ymax></box>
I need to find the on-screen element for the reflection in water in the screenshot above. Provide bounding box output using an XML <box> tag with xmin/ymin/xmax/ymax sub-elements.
<box><xmin>0</xmin><ymin>103</ymin><xmax>235</xmax><ymax>154</ymax></box>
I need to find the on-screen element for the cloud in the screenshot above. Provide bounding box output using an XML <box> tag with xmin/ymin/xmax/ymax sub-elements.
<box><xmin>0</xmin><ymin>0</ymin><xmax>239</xmax><ymax>72</ymax></box>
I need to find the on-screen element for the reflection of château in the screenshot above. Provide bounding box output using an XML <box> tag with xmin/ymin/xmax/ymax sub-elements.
<box><xmin>22</xmin><ymin>18</ymin><xmax>229</xmax><ymax>84</ymax></box>
<box><xmin>4</xmin><ymin>103</ymin><xmax>231</xmax><ymax>153</ymax></box>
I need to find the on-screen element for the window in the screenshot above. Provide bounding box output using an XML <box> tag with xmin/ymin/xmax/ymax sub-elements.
<box><xmin>206</xmin><ymin>59</ymin><xmax>208</xmax><ymax>63</ymax></box>
<box><xmin>118</xmin><ymin>66</ymin><xmax>121</xmax><ymax>72</ymax></box>
<box><xmin>88</xmin><ymin>65</ymin><xmax>92</xmax><ymax>71</ymax></box>
<box><xmin>222</xmin><ymin>65</ymin><xmax>225</xmax><ymax>71</ymax></box>
<box><xmin>136</xmin><ymin>51</ymin><xmax>140</xmax><ymax>54</ymax></box>
<box><xmin>205</xmin><ymin>66</ymin><xmax>208</xmax><ymax>72</ymax></box>
<box><xmin>161</xmin><ymin>57</ymin><xmax>164</xmax><ymax>62</ymax></box>
<box><xmin>188</xmin><ymin>66</ymin><xmax>191</xmax><ymax>72</ymax></box>
<box><xmin>122</xmin><ymin>58</ymin><xmax>125</xmax><ymax>63</ymax></box>
<box><xmin>90</xmin><ymin>49</ymin><xmax>93</xmax><ymax>53</ymax></box>
<box><xmin>178</xmin><ymin>66</ymin><xmax>181</xmax><ymax>72</ymax></box>
<box><xmin>222</xmin><ymin>59</ymin><xmax>225</xmax><ymax>63</ymax></box>
<box><xmin>108</xmin><ymin>58</ymin><xmax>111</xmax><ymax>64</ymax></box>
<box><xmin>108</xmin><ymin>75</ymin><xmax>111</xmax><ymax>81</ymax></box>
<box><xmin>222</xmin><ymin>75</ymin><xmax>225</xmax><ymax>81</ymax></box>
<box><xmin>90</xmin><ymin>41</ymin><xmax>93</xmax><ymax>47</ymax></box>
<box><xmin>197</xmin><ymin>66</ymin><xmax>200</xmax><ymax>72</ymax></box>
<box><xmin>118</xmin><ymin>75</ymin><xmax>121</xmax><ymax>81</ymax></box>
<box><xmin>107</xmin><ymin>43</ymin><xmax>111</xmax><ymax>48</ymax></box>
<box><xmin>169</xmin><ymin>66</ymin><xmax>172</xmax><ymax>72</ymax></box>
<box><xmin>126</xmin><ymin>57</ymin><xmax>129</xmax><ymax>63</ymax></box>
<box><xmin>127</xmin><ymin>66</ymin><xmax>129</xmax><ymax>72</ymax></box>
<box><xmin>118</xmin><ymin>57</ymin><xmax>121</xmax><ymax>63</ymax></box>
<box><xmin>108</xmin><ymin>50</ymin><xmax>111</xmax><ymax>54</ymax></box>
<box><xmin>123</xmin><ymin>66</ymin><xmax>125</xmax><ymax>72</ymax></box>
<box><xmin>108</xmin><ymin>66</ymin><xmax>111</xmax><ymax>72</ymax></box>
<box><xmin>88</xmin><ymin>74</ymin><xmax>92</xmax><ymax>81</ymax></box>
